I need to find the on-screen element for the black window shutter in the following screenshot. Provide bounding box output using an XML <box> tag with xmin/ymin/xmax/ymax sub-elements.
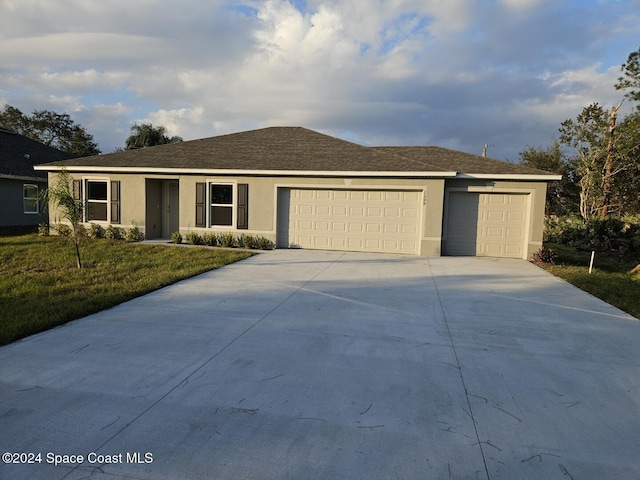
<box><xmin>72</xmin><ymin>179</ymin><xmax>83</xmax><ymax>221</ymax></box>
<box><xmin>72</xmin><ymin>179</ymin><xmax>82</xmax><ymax>202</ymax></box>
<box><xmin>110</xmin><ymin>181</ymin><xmax>121</xmax><ymax>224</ymax></box>
<box><xmin>195</xmin><ymin>182</ymin><xmax>206</xmax><ymax>227</ymax></box>
<box><xmin>237</xmin><ymin>184</ymin><xmax>249</xmax><ymax>230</ymax></box>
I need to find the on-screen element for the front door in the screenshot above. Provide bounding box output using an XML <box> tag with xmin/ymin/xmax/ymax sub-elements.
<box><xmin>145</xmin><ymin>179</ymin><xmax>179</xmax><ymax>240</ymax></box>
<box><xmin>164</xmin><ymin>180</ymin><xmax>179</xmax><ymax>238</ymax></box>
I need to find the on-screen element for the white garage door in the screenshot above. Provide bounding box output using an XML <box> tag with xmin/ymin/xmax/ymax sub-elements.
<box><xmin>278</xmin><ymin>188</ymin><xmax>421</xmax><ymax>254</ymax></box>
<box><xmin>444</xmin><ymin>192</ymin><xmax>528</xmax><ymax>258</ymax></box>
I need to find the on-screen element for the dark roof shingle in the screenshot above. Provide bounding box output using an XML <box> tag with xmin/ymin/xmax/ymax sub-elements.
<box><xmin>39</xmin><ymin>127</ymin><xmax>451</xmax><ymax>173</ymax></box>
<box><xmin>36</xmin><ymin>126</ymin><xmax>557</xmax><ymax>178</ymax></box>
<box><xmin>373</xmin><ymin>146</ymin><xmax>554</xmax><ymax>176</ymax></box>
<box><xmin>1</xmin><ymin>127</ymin><xmax>74</xmax><ymax>179</ymax></box>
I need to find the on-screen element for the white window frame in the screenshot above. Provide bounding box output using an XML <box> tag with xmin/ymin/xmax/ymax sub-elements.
<box><xmin>84</xmin><ymin>177</ymin><xmax>110</xmax><ymax>223</ymax></box>
<box><xmin>208</xmin><ymin>181</ymin><xmax>236</xmax><ymax>228</ymax></box>
<box><xmin>23</xmin><ymin>184</ymin><xmax>39</xmax><ymax>214</ymax></box>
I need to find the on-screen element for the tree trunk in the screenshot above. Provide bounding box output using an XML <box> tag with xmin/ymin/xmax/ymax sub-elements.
<box><xmin>601</xmin><ymin>100</ymin><xmax>624</xmax><ymax>219</ymax></box>
<box><xmin>73</xmin><ymin>235</ymin><xmax>82</xmax><ymax>269</ymax></box>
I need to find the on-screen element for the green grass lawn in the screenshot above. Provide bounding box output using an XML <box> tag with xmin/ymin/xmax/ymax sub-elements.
<box><xmin>537</xmin><ymin>243</ymin><xmax>640</xmax><ymax>320</ymax></box>
<box><xmin>0</xmin><ymin>233</ymin><xmax>254</xmax><ymax>346</ymax></box>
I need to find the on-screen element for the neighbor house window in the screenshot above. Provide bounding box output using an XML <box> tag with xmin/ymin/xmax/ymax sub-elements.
<box><xmin>23</xmin><ymin>184</ymin><xmax>39</xmax><ymax>214</ymax></box>
<box><xmin>210</xmin><ymin>184</ymin><xmax>233</xmax><ymax>226</ymax></box>
<box><xmin>86</xmin><ymin>180</ymin><xmax>109</xmax><ymax>221</ymax></box>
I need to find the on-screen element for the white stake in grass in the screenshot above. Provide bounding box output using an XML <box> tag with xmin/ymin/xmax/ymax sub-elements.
<box><xmin>589</xmin><ymin>251</ymin><xmax>595</xmax><ymax>274</ymax></box>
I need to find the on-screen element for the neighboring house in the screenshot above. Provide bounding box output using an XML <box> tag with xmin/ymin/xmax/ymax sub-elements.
<box><xmin>35</xmin><ymin>127</ymin><xmax>560</xmax><ymax>258</ymax></box>
<box><xmin>0</xmin><ymin>127</ymin><xmax>74</xmax><ymax>227</ymax></box>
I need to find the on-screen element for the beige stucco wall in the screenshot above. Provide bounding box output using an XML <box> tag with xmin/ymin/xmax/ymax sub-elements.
<box><xmin>47</xmin><ymin>171</ymin><xmax>547</xmax><ymax>258</ymax></box>
<box><xmin>47</xmin><ymin>172</ymin><xmax>148</xmax><ymax>229</ymax></box>
<box><xmin>181</xmin><ymin>175</ymin><xmax>445</xmax><ymax>256</ymax></box>
<box><xmin>48</xmin><ymin>172</ymin><xmax>445</xmax><ymax>255</ymax></box>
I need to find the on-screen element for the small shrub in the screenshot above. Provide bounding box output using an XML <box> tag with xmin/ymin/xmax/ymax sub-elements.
<box><xmin>256</xmin><ymin>236</ymin><xmax>274</xmax><ymax>250</ymax></box>
<box><xmin>171</xmin><ymin>231</ymin><xmax>183</xmax><ymax>244</ymax></box>
<box><xmin>186</xmin><ymin>231</ymin><xmax>204</xmax><ymax>245</ymax></box>
<box><xmin>124</xmin><ymin>223</ymin><xmax>144</xmax><ymax>243</ymax></box>
<box><xmin>203</xmin><ymin>232</ymin><xmax>220</xmax><ymax>247</ymax></box>
<box><xmin>544</xmin><ymin>215</ymin><xmax>585</xmax><ymax>244</ymax></box>
<box><xmin>88</xmin><ymin>223</ymin><xmax>105</xmax><ymax>239</ymax></box>
<box><xmin>104</xmin><ymin>225</ymin><xmax>120</xmax><ymax>240</ymax></box>
<box><xmin>532</xmin><ymin>247</ymin><xmax>559</xmax><ymax>265</ymax></box>
<box><xmin>220</xmin><ymin>232</ymin><xmax>236</xmax><ymax>248</ymax></box>
<box><xmin>56</xmin><ymin>223</ymin><xmax>72</xmax><ymax>237</ymax></box>
<box><xmin>38</xmin><ymin>223</ymin><xmax>50</xmax><ymax>237</ymax></box>
<box><xmin>241</xmin><ymin>234</ymin><xmax>255</xmax><ymax>249</ymax></box>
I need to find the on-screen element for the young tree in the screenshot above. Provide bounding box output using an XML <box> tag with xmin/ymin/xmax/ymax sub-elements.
<box><xmin>44</xmin><ymin>169</ymin><xmax>84</xmax><ymax>269</ymax></box>
<box><xmin>124</xmin><ymin>123</ymin><xmax>183</xmax><ymax>150</ymax></box>
<box><xmin>0</xmin><ymin>105</ymin><xmax>100</xmax><ymax>157</ymax></box>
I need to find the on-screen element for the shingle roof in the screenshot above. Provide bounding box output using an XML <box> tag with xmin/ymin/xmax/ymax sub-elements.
<box><xmin>38</xmin><ymin>127</ymin><xmax>452</xmax><ymax>174</ymax></box>
<box><xmin>0</xmin><ymin>127</ymin><xmax>74</xmax><ymax>179</ymax></box>
<box><xmin>373</xmin><ymin>146</ymin><xmax>554</xmax><ymax>176</ymax></box>
<box><xmin>36</xmin><ymin>126</ymin><xmax>558</xmax><ymax>178</ymax></box>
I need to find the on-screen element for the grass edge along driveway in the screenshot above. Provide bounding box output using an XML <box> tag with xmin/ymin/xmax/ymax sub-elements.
<box><xmin>536</xmin><ymin>243</ymin><xmax>640</xmax><ymax>320</ymax></box>
<box><xmin>1</xmin><ymin>233</ymin><xmax>254</xmax><ymax>346</ymax></box>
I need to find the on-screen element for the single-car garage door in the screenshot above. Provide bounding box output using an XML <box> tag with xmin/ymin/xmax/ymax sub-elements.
<box><xmin>444</xmin><ymin>192</ymin><xmax>528</xmax><ymax>258</ymax></box>
<box><xmin>278</xmin><ymin>188</ymin><xmax>421</xmax><ymax>254</ymax></box>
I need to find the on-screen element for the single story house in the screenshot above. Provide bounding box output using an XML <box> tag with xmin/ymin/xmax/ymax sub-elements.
<box><xmin>35</xmin><ymin>127</ymin><xmax>560</xmax><ymax>258</ymax></box>
<box><xmin>0</xmin><ymin>127</ymin><xmax>74</xmax><ymax>227</ymax></box>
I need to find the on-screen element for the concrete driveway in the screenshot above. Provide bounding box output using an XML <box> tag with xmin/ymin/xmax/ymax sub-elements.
<box><xmin>1</xmin><ymin>250</ymin><xmax>639</xmax><ymax>480</ymax></box>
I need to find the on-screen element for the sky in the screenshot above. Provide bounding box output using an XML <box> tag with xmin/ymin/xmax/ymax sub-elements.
<box><xmin>1</xmin><ymin>0</ymin><xmax>638</xmax><ymax>161</ymax></box>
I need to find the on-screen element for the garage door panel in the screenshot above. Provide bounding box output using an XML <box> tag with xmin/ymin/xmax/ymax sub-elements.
<box><xmin>280</xmin><ymin>188</ymin><xmax>421</xmax><ymax>254</ymax></box>
<box><xmin>507</xmin><ymin>211</ymin><xmax>525</xmax><ymax>221</ymax></box>
<box><xmin>332</xmin><ymin>206</ymin><xmax>347</xmax><ymax>216</ymax></box>
<box><xmin>332</xmin><ymin>222</ymin><xmax>346</xmax><ymax>232</ymax></box>
<box><xmin>445</xmin><ymin>192</ymin><xmax>528</xmax><ymax>258</ymax></box>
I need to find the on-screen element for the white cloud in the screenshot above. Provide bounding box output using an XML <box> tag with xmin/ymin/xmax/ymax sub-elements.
<box><xmin>0</xmin><ymin>0</ymin><xmax>637</xmax><ymax>159</ymax></box>
<box><xmin>499</xmin><ymin>0</ymin><xmax>545</xmax><ymax>10</ymax></box>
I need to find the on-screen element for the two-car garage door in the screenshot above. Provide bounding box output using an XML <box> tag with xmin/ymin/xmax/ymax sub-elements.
<box><xmin>277</xmin><ymin>188</ymin><xmax>421</xmax><ymax>255</ymax></box>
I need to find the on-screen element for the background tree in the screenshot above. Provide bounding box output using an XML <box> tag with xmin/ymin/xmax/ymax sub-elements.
<box><xmin>560</xmin><ymin>101</ymin><xmax>640</xmax><ymax>220</ymax></box>
<box><xmin>559</xmin><ymin>103</ymin><xmax>610</xmax><ymax>220</ymax></box>
<box><xmin>124</xmin><ymin>123</ymin><xmax>183</xmax><ymax>150</ymax></box>
<box><xmin>616</xmin><ymin>46</ymin><xmax>640</xmax><ymax>106</ymax></box>
<box><xmin>610</xmin><ymin>110</ymin><xmax>640</xmax><ymax>215</ymax></box>
<box><xmin>0</xmin><ymin>105</ymin><xmax>100</xmax><ymax>157</ymax></box>
<box><xmin>519</xmin><ymin>141</ymin><xmax>578</xmax><ymax>216</ymax></box>
<box><xmin>44</xmin><ymin>169</ymin><xmax>84</xmax><ymax>269</ymax></box>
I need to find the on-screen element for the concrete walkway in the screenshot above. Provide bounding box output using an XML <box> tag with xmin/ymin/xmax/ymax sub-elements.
<box><xmin>1</xmin><ymin>250</ymin><xmax>639</xmax><ymax>479</ymax></box>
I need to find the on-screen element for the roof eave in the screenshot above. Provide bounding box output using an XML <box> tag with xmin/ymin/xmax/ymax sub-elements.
<box><xmin>34</xmin><ymin>165</ymin><xmax>458</xmax><ymax>178</ymax></box>
<box><xmin>455</xmin><ymin>173</ymin><xmax>563</xmax><ymax>181</ymax></box>
<box><xmin>0</xmin><ymin>173</ymin><xmax>48</xmax><ymax>182</ymax></box>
